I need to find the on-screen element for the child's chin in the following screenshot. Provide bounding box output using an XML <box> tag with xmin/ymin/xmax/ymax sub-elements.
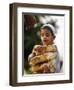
<box><xmin>43</xmin><ymin>42</ymin><xmax>47</xmax><ymax>45</ymax></box>
<box><xmin>43</xmin><ymin>43</ymin><xmax>49</xmax><ymax>46</ymax></box>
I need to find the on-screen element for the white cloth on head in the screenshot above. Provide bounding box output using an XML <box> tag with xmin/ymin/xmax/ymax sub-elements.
<box><xmin>41</xmin><ymin>24</ymin><xmax>56</xmax><ymax>35</ymax></box>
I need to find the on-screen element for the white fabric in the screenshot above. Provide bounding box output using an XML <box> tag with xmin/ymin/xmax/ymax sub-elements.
<box><xmin>41</xmin><ymin>24</ymin><xmax>56</xmax><ymax>35</ymax></box>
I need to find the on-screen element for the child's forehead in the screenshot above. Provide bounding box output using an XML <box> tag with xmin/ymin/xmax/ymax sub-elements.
<box><xmin>40</xmin><ymin>29</ymin><xmax>51</xmax><ymax>33</ymax></box>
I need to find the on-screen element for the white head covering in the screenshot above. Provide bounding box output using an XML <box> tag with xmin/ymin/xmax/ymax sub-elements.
<box><xmin>41</xmin><ymin>24</ymin><xmax>56</xmax><ymax>35</ymax></box>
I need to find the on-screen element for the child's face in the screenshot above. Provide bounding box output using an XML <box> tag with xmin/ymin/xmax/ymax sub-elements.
<box><xmin>40</xmin><ymin>29</ymin><xmax>54</xmax><ymax>45</ymax></box>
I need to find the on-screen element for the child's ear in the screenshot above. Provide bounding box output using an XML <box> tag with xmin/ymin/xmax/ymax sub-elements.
<box><xmin>53</xmin><ymin>36</ymin><xmax>56</xmax><ymax>39</ymax></box>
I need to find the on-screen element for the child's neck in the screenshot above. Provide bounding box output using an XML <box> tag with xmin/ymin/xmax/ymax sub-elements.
<box><xmin>43</xmin><ymin>42</ymin><xmax>54</xmax><ymax>46</ymax></box>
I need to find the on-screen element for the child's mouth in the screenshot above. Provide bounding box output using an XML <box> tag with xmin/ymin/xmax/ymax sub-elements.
<box><xmin>43</xmin><ymin>39</ymin><xmax>48</xmax><ymax>42</ymax></box>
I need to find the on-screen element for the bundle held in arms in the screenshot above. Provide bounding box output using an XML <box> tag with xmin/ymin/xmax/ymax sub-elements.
<box><xmin>28</xmin><ymin>45</ymin><xmax>57</xmax><ymax>73</ymax></box>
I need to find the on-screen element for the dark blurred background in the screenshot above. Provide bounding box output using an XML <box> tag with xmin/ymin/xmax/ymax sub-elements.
<box><xmin>24</xmin><ymin>15</ymin><xmax>42</xmax><ymax>73</ymax></box>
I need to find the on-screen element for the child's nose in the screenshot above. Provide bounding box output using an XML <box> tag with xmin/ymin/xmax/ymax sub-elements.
<box><xmin>43</xmin><ymin>35</ymin><xmax>47</xmax><ymax>39</ymax></box>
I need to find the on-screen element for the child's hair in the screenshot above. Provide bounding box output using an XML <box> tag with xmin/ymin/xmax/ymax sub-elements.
<box><xmin>40</xmin><ymin>24</ymin><xmax>56</xmax><ymax>38</ymax></box>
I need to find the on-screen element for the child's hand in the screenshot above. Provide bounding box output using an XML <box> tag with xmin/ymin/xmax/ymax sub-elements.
<box><xmin>40</xmin><ymin>63</ymin><xmax>50</xmax><ymax>73</ymax></box>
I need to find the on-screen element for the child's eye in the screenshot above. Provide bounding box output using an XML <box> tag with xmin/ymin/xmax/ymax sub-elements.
<box><xmin>45</xmin><ymin>33</ymin><xmax>50</xmax><ymax>37</ymax></box>
<box><xmin>41</xmin><ymin>33</ymin><xmax>44</xmax><ymax>37</ymax></box>
<box><xmin>41</xmin><ymin>33</ymin><xmax>50</xmax><ymax>37</ymax></box>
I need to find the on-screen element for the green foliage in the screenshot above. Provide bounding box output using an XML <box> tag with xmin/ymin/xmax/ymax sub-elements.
<box><xmin>24</xmin><ymin>16</ymin><xmax>42</xmax><ymax>73</ymax></box>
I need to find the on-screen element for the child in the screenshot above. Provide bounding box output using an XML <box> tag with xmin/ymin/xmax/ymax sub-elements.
<box><xmin>28</xmin><ymin>24</ymin><xmax>61</xmax><ymax>73</ymax></box>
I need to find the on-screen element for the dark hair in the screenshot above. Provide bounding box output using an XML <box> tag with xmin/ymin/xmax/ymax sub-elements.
<box><xmin>41</xmin><ymin>26</ymin><xmax>55</xmax><ymax>38</ymax></box>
